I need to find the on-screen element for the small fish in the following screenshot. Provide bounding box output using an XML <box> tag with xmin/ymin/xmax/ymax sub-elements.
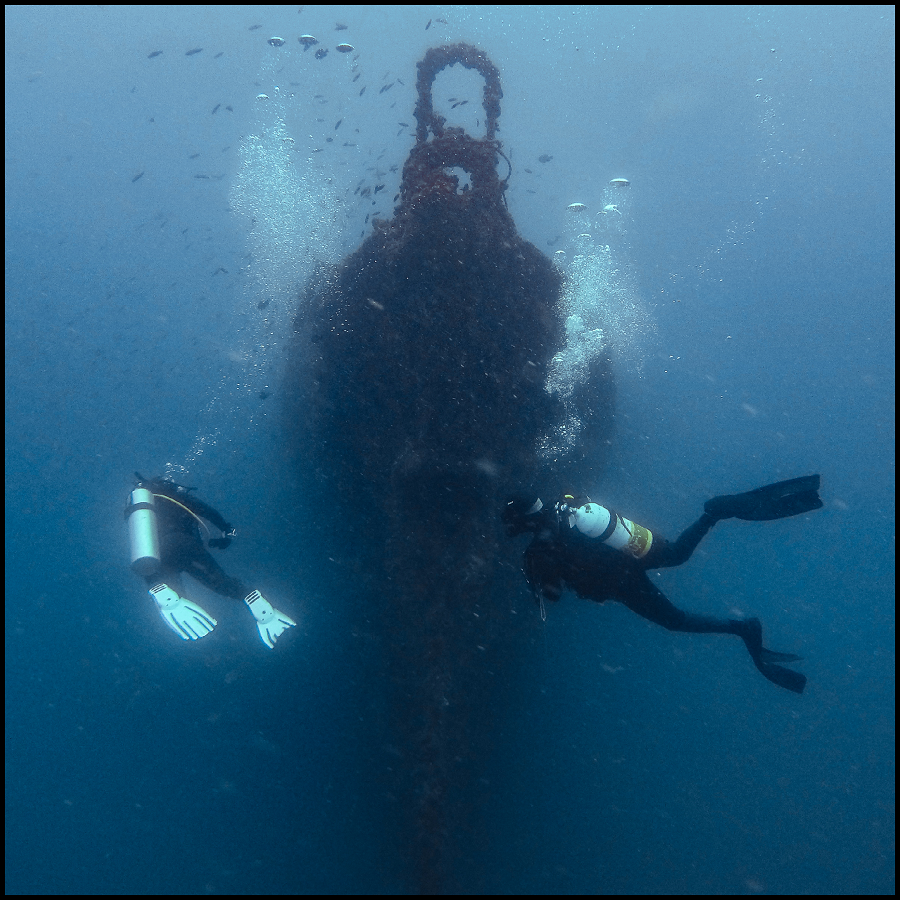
<box><xmin>426</xmin><ymin>19</ymin><xmax>431</xmax><ymax>30</ymax></box>
<box><xmin>211</xmin><ymin>104</ymin><xmax>220</xmax><ymax>114</ymax></box>
<box><xmin>343</xmin><ymin>142</ymin><xmax>356</xmax><ymax>147</ymax></box>
<box><xmin>334</xmin><ymin>118</ymin><xmax>342</xmax><ymax>130</ymax></box>
<box><xmin>131</xmin><ymin>172</ymin><xmax>144</xmax><ymax>183</ymax></box>
<box><xmin>147</xmin><ymin>50</ymin><xmax>162</xmax><ymax>59</ymax></box>
<box><xmin>335</xmin><ymin>23</ymin><xmax>348</xmax><ymax>31</ymax></box>
<box><xmin>359</xmin><ymin>86</ymin><xmax>366</xmax><ymax>96</ymax></box>
<box><xmin>379</xmin><ymin>82</ymin><xmax>394</xmax><ymax>94</ymax></box>
<box><xmin>374</xmin><ymin>184</ymin><xmax>384</xmax><ymax>194</ymax></box>
<box><xmin>393</xmin><ymin>193</ymin><xmax>399</xmax><ymax>202</ymax></box>
<box><xmin>182</xmin><ymin>227</ymin><xmax>189</xmax><ymax>234</ymax></box>
<box><xmin>225</xmin><ymin>105</ymin><xmax>233</xmax><ymax>112</ymax></box>
<box><xmin>352</xmin><ymin>73</ymin><xmax>360</xmax><ymax>82</ymax></box>
<box><xmin>214</xmin><ymin>52</ymin><xmax>223</xmax><ymax>59</ymax></box>
<box><xmin>259</xmin><ymin>390</ymin><xmax>271</xmax><ymax>400</ymax></box>
<box><xmin>538</xmin><ymin>154</ymin><xmax>553</xmax><ymax>163</ymax></box>
<box><xmin>315</xmin><ymin>48</ymin><xmax>328</xmax><ymax>59</ymax></box>
<box><xmin>185</xmin><ymin>48</ymin><xmax>203</xmax><ymax>56</ymax></box>
<box><xmin>212</xmin><ymin>267</ymin><xmax>228</xmax><ymax>275</ymax></box>
<box><xmin>194</xmin><ymin>174</ymin><xmax>210</xmax><ymax>179</ymax></box>
<box><xmin>257</xmin><ymin>299</ymin><xmax>270</xmax><ymax>309</ymax></box>
<box><xmin>189</xmin><ymin>153</ymin><xmax>200</xmax><ymax>159</ymax></box>
<box><xmin>248</xmin><ymin>25</ymin><xmax>262</xmax><ymax>31</ymax></box>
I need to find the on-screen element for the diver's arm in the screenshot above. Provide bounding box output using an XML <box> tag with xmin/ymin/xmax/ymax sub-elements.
<box><xmin>523</xmin><ymin>540</ymin><xmax>564</xmax><ymax>604</ymax></box>
<box><xmin>181</xmin><ymin>495</ymin><xmax>231</xmax><ymax>534</ymax></box>
<box><xmin>171</xmin><ymin>493</ymin><xmax>236</xmax><ymax>547</ymax></box>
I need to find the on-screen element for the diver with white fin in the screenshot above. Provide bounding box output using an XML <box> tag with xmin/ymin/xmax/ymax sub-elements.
<box><xmin>503</xmin><ymin>476</ymin><xmax>823</xmax><ymax>693</ymax></box>
<box><xmin>126</xmin><ymin>473</ymin><xmax>296</xmax><ymax>648</ymax></box>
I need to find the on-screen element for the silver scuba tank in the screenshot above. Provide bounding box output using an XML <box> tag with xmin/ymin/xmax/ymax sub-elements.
<box><xmin>127</xmin><ymin>487</ymin><xmax>161</xmax><ymax>576</ymax></box>
<box><xmin>564</xmin><ymin>500</ymin><xmax>654</xmax><ymax>559</ymax></box>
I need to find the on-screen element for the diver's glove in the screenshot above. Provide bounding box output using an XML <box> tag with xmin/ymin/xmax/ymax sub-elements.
<box><xmin>149</xmin><ymin>584</ymin><xmax>217</xmax><ymax>640</ymax></box>
<box><xmin>209</xmin><ymin>526</ymin><xmax>236</xmax><ymax>549</ymax></box>
<box><xmin>244</xmin><ymin>590</ymin><xmax>296</xmax><ymax>649</ymax></box>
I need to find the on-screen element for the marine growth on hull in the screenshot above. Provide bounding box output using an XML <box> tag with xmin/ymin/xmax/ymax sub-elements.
<box><xmin>283</xmin><ymin>44</ymin><xmax>615</xmax><ymax>893</ymax></box>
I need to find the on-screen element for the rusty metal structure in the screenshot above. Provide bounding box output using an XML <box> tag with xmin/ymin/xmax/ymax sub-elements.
<box><xmin>284</xmin><ymin>44</ymin><xmax>614</xmax><ymax>892</ymax></box>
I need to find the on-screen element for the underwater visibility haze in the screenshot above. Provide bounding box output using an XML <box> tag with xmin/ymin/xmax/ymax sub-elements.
<box><xmin>5</xmin><ymin>5</ymin><xmax>895</xmax><ymax>895</ymax></box>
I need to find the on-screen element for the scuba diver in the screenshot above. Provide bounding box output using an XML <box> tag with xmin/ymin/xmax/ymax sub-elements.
<box><xmin>503</xmin><ymin>476</ymin><xmax>823</xmax><ymax>694</ymax></box>
<box><xmin>125</xmin><ymin>473</ymin><xmax>296</xmax><ymax>648</ymax></box>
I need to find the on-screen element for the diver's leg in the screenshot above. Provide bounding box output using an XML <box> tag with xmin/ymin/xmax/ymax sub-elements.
<box><xmin>642</xmin><ymin>512</ymin><xmax>717</xmax><ymax>569</ymax></box>
<box><xmin>622</xmin><ymin>576</ymin><xmax>806</xmax><ymax>693</ymax></box>
<box><xmin>162</xmin><ymin>532</ymin><xmax>248</xmax><ymax>600</ymax></box>
<box><xmin>623</xmin><ymin>575</ymin><xmax>740</xmax><ymax>635</ymax></box>
<box><xmin>184</xmin><ymin>547</ymin><xmax>248</xmax><ymax>601</ymax></box>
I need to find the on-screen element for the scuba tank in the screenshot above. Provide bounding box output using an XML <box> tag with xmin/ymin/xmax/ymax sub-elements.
<box><xmin>559</xmin><ymin>497</ymin><xmax>654</xmax><ymax>560</ymax></box>
<box><xmin>126</xmin><ymin>487</ymin><xmax>161</xmax><ymax>577</ymax></box>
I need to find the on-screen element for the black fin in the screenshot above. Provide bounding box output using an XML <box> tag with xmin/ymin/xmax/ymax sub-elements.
<box><xmin>754</xmin><ymin>660</ymin><xmax>807</xmax><ymax>694</ymax></box>
<box><xmin>759</xmin><ymin>648</ymin><xmax>803</xmax><ymax>664</ymax></box>
<box><xmin>736</xmin><ymin>618</ymin><xmax>807</xmax><ymax>692</ymax></box>
<box><xmin>705</xmin><ymin>475</ymin><xmax>822</xmax><ymax>521</ymax></box>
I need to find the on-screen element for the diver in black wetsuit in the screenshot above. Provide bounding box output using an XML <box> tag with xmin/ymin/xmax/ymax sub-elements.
<box><xmin>503</xmin><ymin>476</ymin><xmax>823</xmax><ymax>693</ymax></box>
<box><xmin>126</xmin><ymin>473</ymin><xmax>296</xmax><ymax>647</ymax></box>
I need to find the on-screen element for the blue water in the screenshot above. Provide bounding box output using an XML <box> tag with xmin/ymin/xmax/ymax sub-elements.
<box><xmin>5</xmin><ymin>6</ymin><xmax>894</xmax><ymax>894</ymax></box>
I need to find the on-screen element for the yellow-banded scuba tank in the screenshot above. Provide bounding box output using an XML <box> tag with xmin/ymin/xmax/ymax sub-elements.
<box><xmin>558</xmin><ymin>496</ymin><xmax>653</xmax><ymax>559</ymax></box>
<box><xmin>126</xmin><ymin>487</ymin><xmax>161</xmax><ymax>576</ymax></box>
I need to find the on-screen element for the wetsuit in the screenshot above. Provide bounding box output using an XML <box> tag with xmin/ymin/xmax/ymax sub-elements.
<box><xmin>140</xmin><ymin>480</ymin><xmax>248</xmax><ymax>601</ymax></box>
<box><xmin>523</xmin><ymin>509</ymin><xmax>742</xmax><ymax>637</ymax></box>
